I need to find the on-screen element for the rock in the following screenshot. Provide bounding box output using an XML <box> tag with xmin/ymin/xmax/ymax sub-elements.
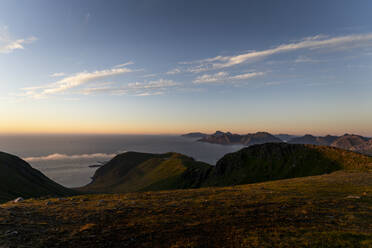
<box><xmin>13</xmin><ymin>197</ymin><xmax>24</xmax><ymax>203</ymax></box>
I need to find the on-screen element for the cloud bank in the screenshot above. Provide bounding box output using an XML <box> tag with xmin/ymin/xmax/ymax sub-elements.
<box><xmin>24</xmin><ymin>152</ymin><xmax>121</xmax><ymax>163</ymax></box>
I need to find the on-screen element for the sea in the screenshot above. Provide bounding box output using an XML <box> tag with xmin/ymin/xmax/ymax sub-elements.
<box><xmin>0</xmin><ymin>135</ymin><xmax>244</xmax><ymax>188</ymax></box>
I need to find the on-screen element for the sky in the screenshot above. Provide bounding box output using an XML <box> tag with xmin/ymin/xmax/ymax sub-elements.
<box><xmin>0</xmin><ymin>0</ymin><xmax>372</xmax><ymax>136</ymax></box>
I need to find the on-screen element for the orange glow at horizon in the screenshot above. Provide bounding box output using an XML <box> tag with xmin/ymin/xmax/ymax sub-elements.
<box><xmin>1</xmin><ymin>119</ymin><xmax>371</xmax><ymax>137</ymax></box>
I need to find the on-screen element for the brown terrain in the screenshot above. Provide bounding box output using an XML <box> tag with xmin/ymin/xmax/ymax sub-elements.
<box><xmin>0</xmin><ymin>171</ymin><xmax>371</xmax><ymax>248</ymax></box>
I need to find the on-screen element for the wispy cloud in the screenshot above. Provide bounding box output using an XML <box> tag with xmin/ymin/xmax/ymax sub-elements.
<box><xmin>193</xmin><ymin>72</ymin><xmax>229</xmax><ymax>84</ymax></box>
<box><xmin>136</xmin><ymin>92</ymin><xmax>164</xmax><ymax>96</ymax></box>
<box><xmin>142</xmin><ymin>73</ymin><xmax>158</xmax><ymax>78</ymax></box>
<box><xmin>166</xmin><ymin>68</ymin><xmax>182</xmax><ymax>75</ymax></box>
<box><xmin>185</xmin><ymin>33</ymin><xmax>372</xmax><ymax>71</ymax></box>
<box><xmin>21</xmin><ymin>66</ymin><xmax>133</xmax><ymax>99</ymax></box>
<box><xmin>114</xmin><ymin>61</ymin><xmax>134</xmax><ymax>68</ymax></box>
<box><xmin>0</xmin><ymin>26</ymin><xmax>36</xmax><ymax>54</ymax></box>
<box><xmin>193</xmin><ymin>71</ymin><xmax>264</xmax><ymax>84</ymax></box>
<box><xmin>128</xmin><ymin>79</ymin><xmax>180</xmax><ymax>89</ymax></box>
<box><xmin>230</xmin><ymin>72</ymin><xmax>265</xmax><ymax>80</ymax></box>
<box><xmin>82</xmin><ymin>79</ymin><xmax>180</xmax><ymax>96</ymax></box>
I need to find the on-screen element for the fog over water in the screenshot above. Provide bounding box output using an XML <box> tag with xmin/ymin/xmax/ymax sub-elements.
<box><xmin>0</xmin><ymin>135</ymin><xmax>244</xmax><ymax>187</ymax></box>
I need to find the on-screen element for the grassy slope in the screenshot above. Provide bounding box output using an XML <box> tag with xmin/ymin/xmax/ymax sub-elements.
<box><xmin>0</xmin><ymin>171</ymin><xmax>371</xmax><ymax>247</ymax></box>
<box><xmin>80</xmin><ymin>152</ymin><xmax>212</xmax><ymax>193</ymax></box>
<box><xmin>0</xmin><ymin>152</ymin><xmax>75</xmax><ymax>203</ymax></box>
<box><xmin>203</xmin><ymin>143</ymin><xmax>372</xmax><ymax>187</ymax></box>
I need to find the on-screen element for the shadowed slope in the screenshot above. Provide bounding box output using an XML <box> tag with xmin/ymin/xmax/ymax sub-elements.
<box><xmin>0</xmin><ymin>152</ymin><xmax>75</xmax><ymax>203</ymax></box>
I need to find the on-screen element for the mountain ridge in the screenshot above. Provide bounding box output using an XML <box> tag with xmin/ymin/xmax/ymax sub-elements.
<box><xmin>182</xmin><ymin>131</ymin><xmax>372</xmax><ymax>156</ymax></box>
<box><xmin>198</xmin><ymin>131</ymin><xmax>282</xmax><ymax>146</ymax></box>
<box><xmin>80</xmin><ymin>143</ymin><xmax>372</xmax><ymax>194</ymax></box>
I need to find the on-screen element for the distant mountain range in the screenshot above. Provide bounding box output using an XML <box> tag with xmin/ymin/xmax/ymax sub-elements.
<box><xmin>182</xmin><ymin>131</ymin><xmax>372</xmax><ymax>156</ymax></box>
<box><xmin>195</xmin><ymin>131</ymin><xmax>282</xmax><ymax>146</ymax></box>
<box><xmin>288</xmin><ymin>133</ymin><xmax>372</xmax><ymax>156</ymax></box>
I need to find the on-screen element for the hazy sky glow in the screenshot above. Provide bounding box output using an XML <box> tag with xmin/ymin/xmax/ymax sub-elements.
<box><xmin>1</xmin><ymin>0</ymin><xmax>372</xmax><ymax>135</ymax></box>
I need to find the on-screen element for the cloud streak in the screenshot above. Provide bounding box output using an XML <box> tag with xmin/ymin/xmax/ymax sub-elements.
<box><xmin>81</xmin><ymin>79</ymin><xmax>180</xmax><ymax>96</ymax></box>
<box><xmin>114</xmin><ymin>61</ymin><xmax>134</xmax><ymax>68</ymax></box>
<box><xmin>166</xmin><ymin>68</ymin><xmax>182</xmax><ymax>75</ymax></box>
<box><xmin>24</xmin><ymin>152</ymin><xmax>121</xmax><ymax>163</ymax></box>
<box><xmin>21</xmin><ymin>67</ymin><xmax>133</xmax><ymax>99</ymax></box>
<box><xmin>186</xmin><ymin>33</ymin><xmax>372</xmax><ymax>71</ymax></box>
<box><xmin>193</xmin><ymin>71</ymin><xmax>264</xmax><ymax>84</ymax></box>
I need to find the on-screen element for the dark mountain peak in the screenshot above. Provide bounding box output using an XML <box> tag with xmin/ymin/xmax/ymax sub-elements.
<box><xmin>254</xmin><ymin>131</ymin><xmax>271</xmax><ymax>135</ymax></box>
<box><xmin>303</xmin><ymin>134</ymin><xmax>316</xmax><ymax>138</ymax></box>
<box><xmin>214</xmin><ymin>130</ymin><xmax>226</xmax><ymax>136</ymax></box>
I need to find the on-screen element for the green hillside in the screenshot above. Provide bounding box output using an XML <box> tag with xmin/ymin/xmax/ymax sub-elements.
<box><xmin>80</xmin><ymin>152</ymin><xmax>212</xmax><ymax>193</ymax></box>
<box><xmin>0</xmin><ymin>152</ymin><xmax>75</xmax><ymax>203</ymax></box>
<box><xmin>203</xmin><ymin>143</ymin><xmax>372</xmax><ymax>187</ymax></box>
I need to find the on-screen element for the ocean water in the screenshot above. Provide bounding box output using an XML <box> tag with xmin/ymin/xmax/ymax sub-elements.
<box><xmin>0</xmin><ymin>135</ymin><xmax>244</xmax><ymax>188</ymax></box>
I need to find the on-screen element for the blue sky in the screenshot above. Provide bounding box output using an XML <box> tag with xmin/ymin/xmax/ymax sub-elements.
<box><xmin>1</xmin><ymin>0</ymin><xmax>372</xmax><ymax>135</ymax></box>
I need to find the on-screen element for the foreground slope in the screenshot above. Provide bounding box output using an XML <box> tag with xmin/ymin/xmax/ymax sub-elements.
<box><xmin>80</xmin><ymin>152</ymin><xmax>212</xmax><ymax>193</ymax></box>
<box><xmin>1</xmin><ymin>171</ymin><xmax>371</xmax><ymax>247</ymax></box>
<box><xmin>0</xmin><ymin>152</ymin><xmax>75</xmax><ymax>203</ymax></box>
